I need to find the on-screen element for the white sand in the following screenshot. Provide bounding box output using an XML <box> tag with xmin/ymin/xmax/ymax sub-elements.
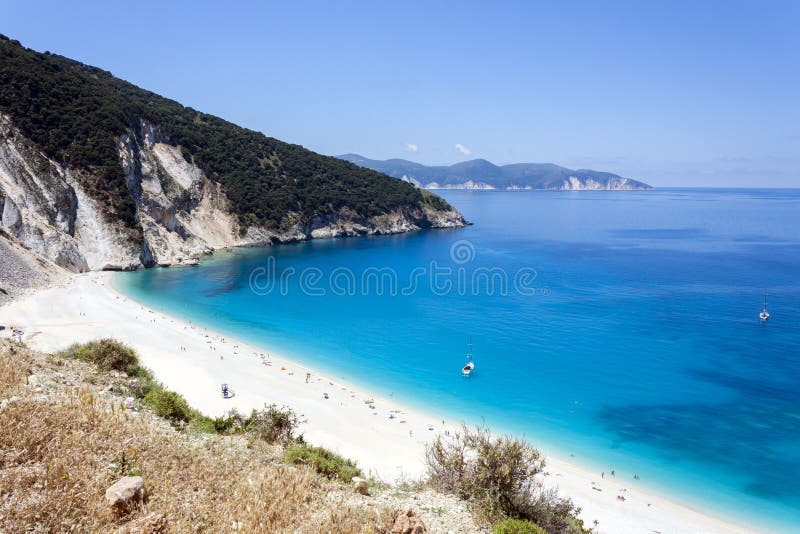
<box><xmin>0</xmin><ymin>272</ymin><xmax>759</xmax><ymax>534</ymax></box>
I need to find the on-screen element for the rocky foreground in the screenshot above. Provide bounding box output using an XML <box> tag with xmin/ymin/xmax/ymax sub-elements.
<box><xmin>0</xmin><ymin>338</ymin><xmax>482</xmax><ymax>533</ymax></box>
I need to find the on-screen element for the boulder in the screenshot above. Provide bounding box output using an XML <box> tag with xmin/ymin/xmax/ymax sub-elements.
<box><xmin>391</xmin><ymin>507</ymin><xmax>427</xmax><ymax>534</ymax></box>
<box><xmin>116</xmin><ymin>512</ymin><xmax>168</xmax><ymax>533</ymax></box>
<box><xmin>105</xmin><ymin>476</ymin><xmax>145</xmax><ymax>513</ymax></box>
<box><xmin>352</xmin><ymin>476</ymin><xmax>369</xmax><ymax>496</ymax></box>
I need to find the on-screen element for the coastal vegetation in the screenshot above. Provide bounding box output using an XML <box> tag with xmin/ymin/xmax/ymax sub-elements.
<box><xmin>426</xmin><ymin>426</ymin><xmax>586</xmax><ymax>533</ymax></box>
<box><xmin>10</xmin><ymin>338</ymin><xmax>585</xmax><ymax>532</ymax></box>
<box><xmin>0</xmin><ymin>339</ymin><xmax>393</xmax><ymax>532</ymax></box>
<box><xmin>58</xmin><ymin>339</ymin><xmax>198</xmax><ymax>423</ymax></box>
<box><xmin>57</xmin><ymin>340</ymin><xmax>308</xmax><ymax>444</ymax></box>
<box><xmin>492</xmin><ymin>518</ymin><xmax>548</xmax><ymax>534</ymax></box>
<box><xmin>58</xmin><ymin>338</ymin><xmax>140</xmax><ymax>375</ymax></box>
<box><xmin>285</xmin><ymin>441</ymin><xmax>363</xmax><ymax>483</ymax></box>
<box><xmin>57</xmin><ymin>339</ymin><xmax>365</xmax><ymax>484</ymax></box>
<box><xmin>0</xmin><ymin>35</ymin><xmax>451</xmax><ymax>231</ymax></box>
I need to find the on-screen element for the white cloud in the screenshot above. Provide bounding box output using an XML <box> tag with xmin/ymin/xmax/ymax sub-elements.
<box><xmin>405</xmin><ymin>143</ymin><xmax>419</xmax><ymax>153</ymax></box>
<box><xmin>455</xmin><ymin>143</ymin><xmax>472</xmax><ymax>156</ymax></box>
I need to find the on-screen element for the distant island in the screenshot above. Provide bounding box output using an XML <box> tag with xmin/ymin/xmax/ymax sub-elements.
<box><xmin>339</xmin><ymin>154</ymin><xmax>653</xmax><ymax>191</ymax></box>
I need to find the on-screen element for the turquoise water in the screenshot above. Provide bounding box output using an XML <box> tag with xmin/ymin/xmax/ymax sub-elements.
<box><xmin>116</xmin><ymin>189</ymin><xmax>800</xmax><ymax>531</ymax></box>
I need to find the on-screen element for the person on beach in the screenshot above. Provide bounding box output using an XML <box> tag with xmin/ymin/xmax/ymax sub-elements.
<box><xmin>305</xmin><ymin>372</ymin><xmax>311</xmax><ymax>383</ymax></box>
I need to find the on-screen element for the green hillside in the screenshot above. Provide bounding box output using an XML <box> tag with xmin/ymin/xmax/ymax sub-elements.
<box><xmin>0</xmin><ymin>35</ymin><xmax>450</xmax><ymax>231</ymax></box>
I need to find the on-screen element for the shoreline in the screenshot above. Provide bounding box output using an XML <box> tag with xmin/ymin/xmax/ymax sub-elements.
<box><xmin>0</xmin><ymin>272</ymin><xmax>761</xmax><ymax>534</ymax></box>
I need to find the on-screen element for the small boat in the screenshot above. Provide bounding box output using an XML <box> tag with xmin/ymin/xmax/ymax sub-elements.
<box><xmin>760</xmin><ymin>293</ymin><xmax>770</xmax><ymax>322</ymax></box>
<box><xmin>221</xmin><ymin>383</ymin><xmax>234</xmax><ymax>399</ymax></box>
<box><xmin>462</xmin><ymin>337</ymin><xmax>475</xmax><ymax>377</ymax></box>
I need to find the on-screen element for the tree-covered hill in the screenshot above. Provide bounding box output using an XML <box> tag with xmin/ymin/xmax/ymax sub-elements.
<box><xmin>0</xmin><ymin>35</ymin><xmax>451</xmax><ymax>230</ymax></box>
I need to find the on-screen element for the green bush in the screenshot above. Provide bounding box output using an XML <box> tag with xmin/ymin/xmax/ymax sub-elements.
<box><xmin>58</xmin><ymin>339</ymin><xmax>139</xmax><ymax>374</ymax></box>
<box><xmin>426</xmin><ymin>426</ymin><xmax>585</xmax><ymax>533</ymax></box>
<box><xmin>142</xmin><ymin>388</ymin><xmax>196</xmax><ymax>423</ymax></box>
<box><xmin>192</xmin><ymin>413</ymin><xmax>242</xmax><ymax>434</ymax></box>
<box><xmin>242</xmin><ymin>404</ymin><xmax>303</xmax><ymax>445</ymax></box>
<box><xmin>493</xmin><ymin>518</ymin><xmax>547</xmax><ymax>534</ymax></box>
<box><xmin>190</xmin><ymin>416</ymin><xmax>217</xmax><ymax>434</ymax></box>
<box><xmin>284</xmin><ymin>443</ymin><xmax>361</xmax><ymax>483</ymax></box>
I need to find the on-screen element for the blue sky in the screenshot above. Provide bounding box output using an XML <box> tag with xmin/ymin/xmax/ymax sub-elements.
<box><xmin>4</xmin><ymin>1</ymin><xmax>799</xmax><ymax>186</ymax></box>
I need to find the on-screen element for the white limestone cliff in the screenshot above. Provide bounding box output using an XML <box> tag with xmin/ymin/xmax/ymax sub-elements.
<box><xmin>0</xmin><ymin>114</ymin><xmax>465</xmax><ymax>272</ymax></box>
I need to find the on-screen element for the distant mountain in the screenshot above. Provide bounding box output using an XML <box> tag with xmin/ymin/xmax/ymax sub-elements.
<box><xmin>339</xmin><ymin>154</ymin><xmax>652</xmax><ymax>191</ymax></box>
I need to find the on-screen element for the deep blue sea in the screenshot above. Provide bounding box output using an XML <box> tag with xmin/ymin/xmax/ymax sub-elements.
<box><xmin>116</xmin><ymin>189</ymin><xmax>800</xmax><ymax>531</ymax></box>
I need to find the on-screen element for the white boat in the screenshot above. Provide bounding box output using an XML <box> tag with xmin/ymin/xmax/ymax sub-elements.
<box><xmin>462</xmin><ymin>337</ymin><xmax>475</xmax><ymax>377</ymax></box>
<box><xmin>760</xmin><ymin>293</ymin><xmax>770</xmax><ymax>322</ymax></box>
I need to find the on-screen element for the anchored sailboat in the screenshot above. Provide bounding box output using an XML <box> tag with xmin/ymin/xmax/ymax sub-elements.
<box><xmin>462</xmin><ymin>337</ymin><xmax>475</xmax><ymax>377</ymax></box>
<box><xmin>760</xmin><ymin>293</ymin><xmax>770</xmax><ymax>322</ymax></box>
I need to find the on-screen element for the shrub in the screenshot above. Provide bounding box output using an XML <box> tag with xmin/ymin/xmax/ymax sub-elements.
<box><xmin>284</xmin><ymin>443</ymin><xmax>361</xmax><ymax>483</ymax></box>
<box><xmin>242</xmin><ymin>404</ymin><xmax>304</xmax><ymax>445</ymax></box>
<box><xmin>493</xmin><ymin>518</ymin><xmax>547</xmax><ymax>534</ymax></box>
<box><xmin>426</xmin><ymin>426</ymin><xmax>585</xmax><ymax>533</ymax></box>
<box><xmin>58</xmin><ymin>339</ymin><xmax>139</xmax><ymax>374</ymax></box>
<box><xmin>193</xmin><ymin>413</ymin><xmax>242</xmax><ymax>434</ymax></box>
<box><xmin>142</xmin><ymin>388</ymin><xmax>196</xmax><ymax>423</ymax></box>
<box><xmin>0</xmin><ymin>339</ymin><xmax>393</xmax><ymax>532</ymax></box>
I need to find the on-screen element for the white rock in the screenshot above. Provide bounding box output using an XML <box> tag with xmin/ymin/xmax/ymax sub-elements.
<box><xmin>105</xmin><ymin>475</ymin><xmax>144</xmax><ymax>512</ymax></box>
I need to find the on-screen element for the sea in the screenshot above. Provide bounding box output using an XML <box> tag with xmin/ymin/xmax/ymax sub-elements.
<box><xmin>116</xmin><ymin>188</ymin><xmax>800</xmax><ymax>532</ymax></box>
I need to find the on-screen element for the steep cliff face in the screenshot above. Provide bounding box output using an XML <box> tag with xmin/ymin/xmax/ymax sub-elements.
<box><xmin>559</xmin><ymin>176</ymin><xmax>647</xmax><ymax>190</ymax></box>
<box><xmin>116</xmin><ymin>121</ymin><xmax>248</xmax><ymax>268</ymax></box>
<box><xmin>0</xmin><ymin>115</ymin><xmax>466</xmax><ymax>272</ymax></box>
<box><xmin>399</xmin><ymin>175</ymin><xmax>648</xmax><ymax>190</ymax></box>
<box><xmin>1</xmin><ymin>114</ymin><xmax>103</xmax><ymax>272</ymax></box>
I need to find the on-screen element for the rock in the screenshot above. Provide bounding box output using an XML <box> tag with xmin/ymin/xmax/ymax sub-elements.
<box><xmin>1</xmin><ymin>395</ymin><xmax>21</xmax><ymax>409</ymax></box>
<box><xmin>391</xmin><ymin>507</ymin><xmax>427</xmax><ymax>534</ymax></box>
<box><xmin>116</xmin><ymin>512</ymin><xmax>167</xmax><ymax>533</ymax></box>
<box><xmin>26</xmin><ymin>373</ymin><xmax>42</xmax><ymax>387</ymax></box>
<box><xmin>352</xmin><ymin>476</ymin><xmax>369</xmax><ymax>496</ymax></box>
<box><xmin>105</xmin><ymin>476</ymin><xmax>145</xmax><ymax>513</ymax></box>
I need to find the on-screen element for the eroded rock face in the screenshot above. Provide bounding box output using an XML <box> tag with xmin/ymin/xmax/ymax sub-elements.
<box><xmin>116</xmin><ymin>122</ymin><xmax>245</xmax><ymax>267</ymax></box>
<box><xmin>0</xmin><ymin>114</ymin><xmax>139</xmax><ymax>271</ymax></box>
<box><xmin>0</xmin><ymin>115</ymin><xmax>89</xmax><ymax>272</ymax></box>
<box><xmin>0</xmin><ymin>114</ymin><xmax>466</xmax><ymax>272</ymax></box>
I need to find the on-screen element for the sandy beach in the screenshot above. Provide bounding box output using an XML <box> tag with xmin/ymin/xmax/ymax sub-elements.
<box><xmin>0</xmin><ymin>272</ymin><xmax>759</xmax><ymax>534</ymax></box>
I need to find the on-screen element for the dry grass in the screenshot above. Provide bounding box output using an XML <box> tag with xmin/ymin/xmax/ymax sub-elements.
<box><xmin>0</xmin><ymin>341</ymin><xmax>393</xmax><ymax>533</ymax></box>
